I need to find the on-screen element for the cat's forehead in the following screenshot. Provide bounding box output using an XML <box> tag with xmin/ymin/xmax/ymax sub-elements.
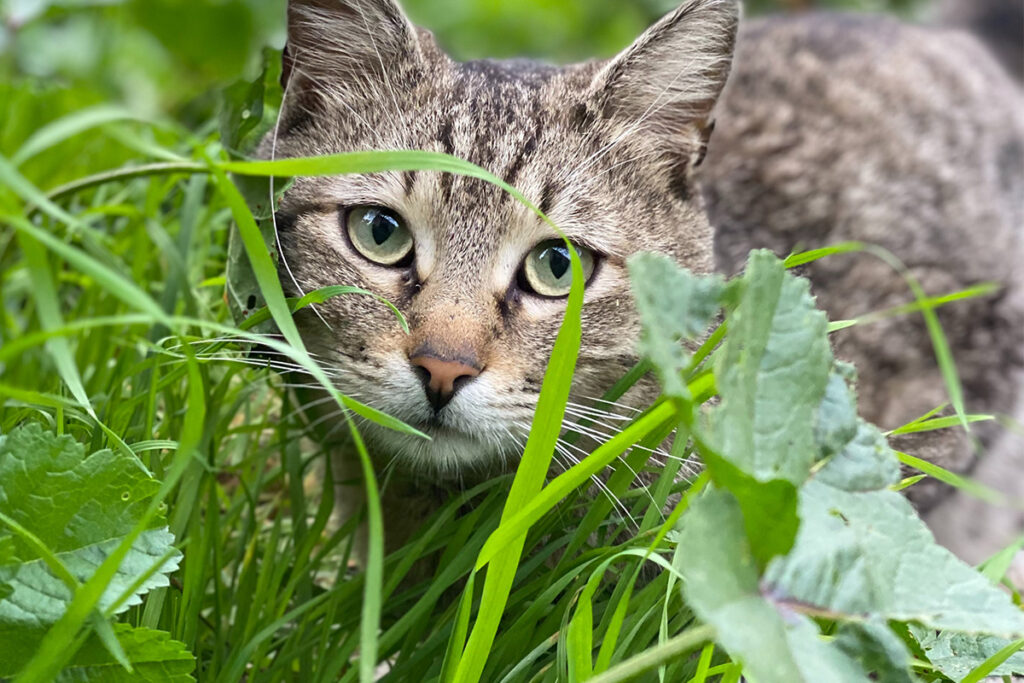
<box><xmin>281</xmin><ymin>57</ymin><xmax>618</xmax><ymax>238</ymax></box>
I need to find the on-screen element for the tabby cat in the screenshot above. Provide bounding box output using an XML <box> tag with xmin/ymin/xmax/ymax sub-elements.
<box><xmin>259</xmin><ymin>0</ymin><xmax>1024</xmax><ymax>560</ymax></box>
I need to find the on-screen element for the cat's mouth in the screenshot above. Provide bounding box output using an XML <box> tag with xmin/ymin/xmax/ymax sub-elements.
<box><xmin>414</xmin><ymin>419</ymin><xmax>465</xmax><ymax>438</ymax></box>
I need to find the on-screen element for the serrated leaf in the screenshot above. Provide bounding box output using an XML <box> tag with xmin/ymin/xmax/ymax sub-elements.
<box><xmin>816</xmin><ymin>419</ymin><xmax>901</xmax><ymax>493</ymax></box>
<box><xmin>0</xmin><ymin>425</ymin><xmax>182</xmax><ymax>676</ymax></box>
<box><xmin>911</xmin><ymin>627</ymin><xmax>1024</xmax><ymax>680</ymax></box>
<box><xmin>711</xmin><ymin>251</ymin><xmax>831</xmax><ymax>484</ymax></box>
<box><xmin>764</xmin><ymin>479</ymin><xmax>1024</xmax><ymax>637</ymax></box>
<box><xmin>0</xmin><ymin>425</ymin><xmax>160</xmax><ymax>557</ymax></box>
<box><xmin>57</xmin><ymin>624</ymin><xmax>195</xmax><ymax>682</ymax></box>
<box><xmin>813</xmin><ymin>364</ymin><xmax>860</xmax><ymax>460</ymax></box>
<box><xmin>630</xmin><ymin>252</ymin><xmax>801</xmax><ymax>567</ymax></box>
<box><xmin>628</xmin><ymin>252</ymin><xmax>724</xmax><ymax>400</ymax></box>
<box><xmin>675</xmin><ymin>488</ymin><xmax>871</xmax><ymax>683</ymax></box>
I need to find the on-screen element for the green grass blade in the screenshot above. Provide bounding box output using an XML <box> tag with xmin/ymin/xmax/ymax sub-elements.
<box><xmin>451</xmin><ymin>218</ymin><xmax>585</xmax><ymax>683</ymax></box>
<box><xmin>980</xmin><ymin>535</ymin><xmax>1024</xmax><ymax>585</ymax></box>
<box><xmin>3</xmin><ymin>213</ymin><xmax>169</xmax><ymax>324</ymax></box>
<box><xmin>474</xmin><ymin>401</ymin><xmax>677</xmax><ymax>570</ymax></box>
<box><xmin>894</xmin><ymin>450</ymin><xmax>1007</xmax><ymax>505</ymax></box>
<box><xmin>889</xmin><ymin>414</ymin><xmax>994</xmax><ymax>436</ymax></box>
<box><xmin>783</xmin><ymin>242</ymin><xmax>865</xmax><ymax>268</ymax></box>
<box><xmin>864</xmin><ymin>245</ymin><xmax>971</xmax><ymax>435</ymax></box>
<box><xmin>15</xmin><ymin>231</ymin><xmax>94</xmax><ymax>416</ymax></box>
<box><xmin>587</xmin><ymin>624</ymin><xmax>716</xmax><ymax>683</ymax></box>
<box><xmin>12</xmin><ymin>105</ymin><xmax>142</xmax><ymax>166</ymax></box>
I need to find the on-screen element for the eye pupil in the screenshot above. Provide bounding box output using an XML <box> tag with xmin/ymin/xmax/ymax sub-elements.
<box><xmin>369</xmin><ymin>212</ymin><xmax>396</xmax><ymax>245</ymax></box>
<box><xmin>547</xmin><ymin>248</ymin><xmax>570</xmax><ymax>280</ymax></box>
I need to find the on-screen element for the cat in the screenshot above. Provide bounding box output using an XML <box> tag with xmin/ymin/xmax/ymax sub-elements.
<box><xmin>258</xmin><ymin>0</ymin><xmax>1024</xmax><ymax>560</ymax></box>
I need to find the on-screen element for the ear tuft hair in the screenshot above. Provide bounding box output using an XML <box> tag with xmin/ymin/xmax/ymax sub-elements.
<box><xmin>592</xmin><ymin>0</ymin><xmax>739</xmax><ymax>146</ymax></box>
<box><xmin>283</xmin><ymin>0</ymin><xmax>422</xmax><ymax>89</ymax></box>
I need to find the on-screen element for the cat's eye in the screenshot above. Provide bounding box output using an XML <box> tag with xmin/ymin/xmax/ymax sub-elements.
<box><xmin>518</xmin><ymin>239</ymin><xmax>596</xmax><ymax>298</ymax></box>
<box><xmin>345</xmin><ymin>206</ymin><xmax>414</xmax><ymax>266</ymax></box>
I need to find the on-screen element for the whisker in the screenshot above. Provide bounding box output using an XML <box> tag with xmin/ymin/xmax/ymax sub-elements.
<box><xmin>579</xmin><ymin>396</ymin><xmax>642</xmax><ymax>413</ymax></box>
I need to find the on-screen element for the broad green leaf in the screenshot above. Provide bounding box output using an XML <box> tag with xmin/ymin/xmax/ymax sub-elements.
<box><xmin>911</xmin><ymin>627</ymin><xmax>1024</xmax><ymax>680</ymax></box>
<box><xmin>816</xmin><ymin>420</ymin><xmax>901</xmax><ymax>493</ymax></box>
<box><xmin>56</xmin><ymin>624</ymin><xmax>195</xmax><ymax>682</ymax></box>
<box><xmin>628</xmin><ymin>252</ymin><xmax>798</xmax><ymax>567</ymax></box>
<box><xmin>675</xmin><ymin>489</ymin><xmax>870</xmax><ymax>683</ymax></box>
<box><xmin>711</xmin><ymin>250</ymin><xmax>831</xmax><ymax>485</ymax></box>
<box><xmin>0</xmin><ymin>425</ymin><xmax>181</xmax><ymax>676</ymax></box>
<box><xmin>696</xmin><ymin>445</ymin><xmax>799</xmax><ymax>570</ymax></box>
<box><xmin>813</xmin><ymin>364</ymin><xmax>860</xmax><ymax>459</ymax></box>
<box><xmin>628</xmin><ymin>253</ymin><xmax>724</xmax><ymax>400</ymax></box>
<box><xmin>765</xmin><ymin>479</ymin><xmax>1024</xmax><ymax>637</ymax></box>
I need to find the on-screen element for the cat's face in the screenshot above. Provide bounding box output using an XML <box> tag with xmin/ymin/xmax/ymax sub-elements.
<box><xmin>264</xmin><ymin>0</ymin><xmax>737</xmax><ymax>478</ymax></box>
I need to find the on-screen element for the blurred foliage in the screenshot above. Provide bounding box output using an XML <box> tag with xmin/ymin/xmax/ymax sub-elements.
<box><xmin>2</xmin><ymin>0</ymin><xmax>930</xmax><ymax>125</ymax></box>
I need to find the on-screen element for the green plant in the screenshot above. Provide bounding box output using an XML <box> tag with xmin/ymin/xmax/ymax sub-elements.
<box><xmin>2</xmin><ymin>2</ymin><xmax>1020</xmax><ymax>681</ymax></box>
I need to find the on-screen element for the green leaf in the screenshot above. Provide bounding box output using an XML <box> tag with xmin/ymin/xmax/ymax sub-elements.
<box><xmin>56</xmin><ymin>624</ymin><xmax>195</xmax><ymax>682</ymax></box>
<box><xmin>697</xmin><ymin>445</ymin><xmax>799</xmax><ymax>571</ymax></box>
<box><xmin>628</xmin><ymin>253</ymin><xmax>724</xmax><ymax>400</ymax></box>
<box><xmin>0</xmin><ymin>425</ymin><xmax>181</xmax><ymax>676</ymax></box>
<box><xmin>628</xmin><ymin>252</ymin><xmax>799</xmax><ymax>567</ymax></box>
<box><xmin>219</xmin><ymin>47</ymin><xmax>282</xmax><ymax>157</ymax></box>
<box><xmin>834</xmin><ymin>620</ymin><xmax>918</xmax><ymax>683</ymax></box>
<box><xmin>711</xmin><ymin>250</ymin><xmax>832</xmax><ymax>485</ymax></box>
<box><xmin>675</xmin><ymin>489</ymin><xmax>871</xmax><ymax>683</ymax></box>
<box><xmin>911</xmin><ymin>627</ymin><xmax>1024</xmax><ymax>680</ymax></box>
<box><xmin>813</xmin><ymin>364</ymin><xmax>860</xmax><ymax>459</ymax></box>
<box><xmin>764</xmin><ymin>479</ymin><xmax>1024</xmax><ymax>637</ymax></box>
<box><xmin>816</xmin><ymin>420</ymin><xmax>901</xmax><ymax>493</ymax></box>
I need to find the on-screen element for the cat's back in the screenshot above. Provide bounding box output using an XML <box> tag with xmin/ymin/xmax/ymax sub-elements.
<box><xmin>701</xmin><ymin>11</ymin><xmax>1024</xmax><ymax>512</ymax></box>
<box><xmin>705</xmin><ymin>11</ymin><xmax>1023</xmax><ymax>281</ymax></box>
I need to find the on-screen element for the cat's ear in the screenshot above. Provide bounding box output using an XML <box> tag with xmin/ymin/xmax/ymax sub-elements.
<box><xmin>282</xmin><ymin>0</ymin><xmax>422</xmax><ymax>90</ymax></box>
<box><xmin>590</xmin><ymin>0</ymin><xmax>738</xmax><ymax>157</ymax></box>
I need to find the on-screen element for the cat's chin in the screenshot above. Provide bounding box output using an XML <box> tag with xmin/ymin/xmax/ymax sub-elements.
<box><xmin>362</xmin><ymin>419</ymin><xmax>515</xmax><ymax>479</ymax></box>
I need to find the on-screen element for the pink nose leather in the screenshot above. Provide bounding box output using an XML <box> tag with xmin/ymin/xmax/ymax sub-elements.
<box><xmin>410</xmin><ymin>355</ymin><xmax>481</xmax><ymax>401</ymax></box>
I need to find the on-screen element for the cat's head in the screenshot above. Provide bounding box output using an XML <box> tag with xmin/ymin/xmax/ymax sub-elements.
<box><xmin>263</xmin><ymin>0</ymin><xmax>738</xmax><ymax>478</ymax></box>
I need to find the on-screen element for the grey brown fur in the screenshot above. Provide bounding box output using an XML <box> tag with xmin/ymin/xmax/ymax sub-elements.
<box><xmin>264</xmin><ymin>0</ymin><xmax>1024</xmax><ymax>558</ymax></box>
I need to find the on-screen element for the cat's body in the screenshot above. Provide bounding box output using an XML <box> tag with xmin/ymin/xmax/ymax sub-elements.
<box><xmin>706</xmin><ymin>12</ymin><xmax>1024</xmax><ymax>515</ymax></box>
<box><xmin>704</xmin><ymin>10</ymin><xmax>1024</xmax><ymax>559</ymax></box>
<box><xmin>264</xmin><ymin>0</ymin><xmax>1024</xmax><ymax>560</ymax></box>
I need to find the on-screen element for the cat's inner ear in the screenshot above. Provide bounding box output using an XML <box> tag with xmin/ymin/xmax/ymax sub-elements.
<box><xmin>283</xmin><ymin>0</ymin><xmax>423</xmax><ymax>91</ymax></box>
<box><xmin>590</xmin><ymin>0</ymin><xmax>739</xmax><ymax>159</ymax></box>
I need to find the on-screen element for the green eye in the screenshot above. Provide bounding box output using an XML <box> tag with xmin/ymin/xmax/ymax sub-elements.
<box><xmin>345</xmin><ymin>206</ymin><xmax>414</xmax><ymax>266</ymax></box>
<box><xmin>519</xmin><ymin>239</ymin><xmax>596</xmax><ymax>298</ymax></box>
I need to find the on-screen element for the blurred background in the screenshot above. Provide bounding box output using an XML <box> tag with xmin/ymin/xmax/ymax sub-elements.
<box><xmin>1</xmin><ymin>0</ymin><xmax>935</xmax><ymax>131</ymax></box>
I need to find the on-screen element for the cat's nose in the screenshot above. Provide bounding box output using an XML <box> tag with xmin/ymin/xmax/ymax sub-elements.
<box><xmin>409</xmin><ymin>353</ymin><xmax>482</xmax><ymax>412</ymax></box>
